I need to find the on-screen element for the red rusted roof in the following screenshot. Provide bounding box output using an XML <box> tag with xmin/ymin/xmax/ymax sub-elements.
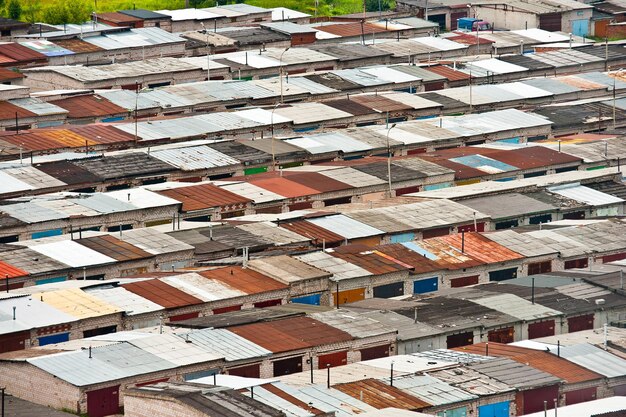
<box><xmin>77</xmin><ymin>235</ymin><xmax>153</xmax><ymax>262</ymax></box>
<box><xmin>0</xmin><ymin>261</ymin><xmax>28</xmax><ymax>279</ymax></box>
<box><xmin>0</xmin><ymin>101</ymin><xmax>37</xmax><ymax>121</ymax></box>
<box><xmin>418</xmin><ymin>237</ymin><xmax>484</xmax><ymax>270</ymax></box>
<box><xmin>454</xmin><ymin>343</ymin><xmax>603</xmax><ymax>383</ymax></box>
<box><xmin>0</xmin><ymin>67</ymin><xmax>23</xmax><ymax>81</ymax></box>
<box><xmin>446</xmin><ymin>32</ymin><xmax>494</xmax><ymax>46</ymax></box>
<box><xmin>374</xmin><ymin>243</ymin><xmax>442</xmax><ymax>275</ymax></box>
<box><xmin>228</xmin><ymin>316</ymin><xmax>353</xmax><ymax>353</ymax></box>
<box><xmin>334</xmin><ymin>379</ymin><xmax>431</xmax><ymax>410</ymax></box>
<box><xmin>497</xmin><ymin>147</ymin><xmax>581</xmax><ymax>169</ymax></box>
<box><xmin>284</xmin><ymin>172</ymin><xmax>353</xmax><ymax>193</ymax></box>
<box><xmin>350</xmin><ymin>95</ymin><xmax>413</xmax><ymax>112</ymax></box>
<box><xmin>425</xmin><ymin>65</ymin><xmax>471</xmax><ymax>81</ymax></box>
<box><xmin>0</xmin><ymin>54</ymin><xmax>16</xmax><ymax>65</ymax></box>
<box><xmin>437</xmin><ymin>232</ymin><xmax>524</xmax><ymax>264</ymax></box>
<box><xmin>247</xmin><ymin>177</ymin><xmax>320</xmax><ymax>198</ymax></box>
<box><xmin>53</xmin><ymin>39</ymin><xmax>104</xmax><ymax>53</ymax></box>
<box><xmin>157</xmin><ymin>183</ymin><xmax>252</xmax><ymax>212</ymax></box>
<box><xmin>199</xmin><ymin>266</ymin><xmax>287</xmax><ymax>294</ymax></box>
<box><xmin>0</xmin><ymin>129</ymin><xmax>91</xmax><ymax>151</ymax></box>
<box><xmin>260</xmin><ymin>384</ymin><xmax>324</xmax><ymax>415</ymax></box>
<box><xmin>51</xmin><ymin>95</ymin><xmax>128</xmax><ymax>119</ymax></box>
<box><xmin>313</xmin><ymin>22</ymin><xmax>392</xmax><ymax>37</ymax></box>
<box><xmin>69</xmin><ymin>124</ymin><xmax>136</xmax><ymax>145</ymax></box>
<box><xmin>95</xmin><ymin>11</ymin><xmax>143</xmax><ymax>24</ymax></box>
<box><xmin>121</xmin><ymin>279</ymin><xmax>204</xmax><ymax>309</ymax></box>
<box><xmin>0</xmin><ymin>43</ymin><xmax>46</xmax><ymax>63</ymax></box>
<box><xmin>330</xmin><ymin>244</ymin><xmax>411</xmax><ymax>274</ymax></box>
<box><xmin>280</xmin><ymin>220</ymin><xmax>345</xmax><ymax>246</ymax></box>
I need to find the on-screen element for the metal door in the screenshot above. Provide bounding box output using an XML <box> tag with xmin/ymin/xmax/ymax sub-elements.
<box><xmin>565</xmin><ymin>387</ymin><xmax>596</xmax><ymax>405</ymax></box>
<box><xmin>450</xmin><ymin>11</ymin><xmax>468</xmax><ymax>30</ymax></box>
<box><xmin>522</xmin><ymin>385</ymin><xmax>559</xmax><ymax>414</ymax></box>
<box><xmin>489</xmin><ymin>268</ymin><xmax>518</xmax><ymax>282</ymax></box>
<box><xmin>86</xmin><ymin>385</ymin><xmax>120</xmax><ymax>417</ymax></box>
<box><xmin>291</xmin><ymin>294</ymin><xmax>322</xmax><ymax>305</ymax></box>
<box><xmin>318</xmin><ymin>351</ymin><xmax>347</xmax><ymax>369</ymax></box>
<box><xmin>528</xmin><ymin>320</ymin><xmax>555</xmax><ymax>339</ymax></box>
<box><xmin>414</xmin><ymin>277</ymin><xmax>438</xmax><ymax>294</ymax></box>
<box><xmin>568</xmin><ymin>314</ymin><xmax>594</xmax><ymax>333</ymax></box>
<box><xmin>228</xmin><ymin>363</ymin><xmax>261</xmax><ymax>378</ymax></box>
<box><xmin>450</xmin><ymin>275</ymin><xmax>479</xmax><ymax>288</ymax></box>
<box><xmin>360</xmin><ymin>344</ymin><xmax>390</xmax><ymax>361</ymax></box>
<box><xmin>373</xmin><ymin>282</ymin><xmax>404</xmax><ymax>298</ymax></box>
<box><xmin>273</xmin><ymin>356</ymin><xmax>303</xmax><ymax>376</ymax></box>
<box><xmin>572</xmin><ymin>19</ymin><xmax>589</xmax><ymax>37</ymax></box>
<box><xmin>488</xmin><ymin>327</ymin><xmax>514</xmax><ymax>344</ymax></box>
<box><xmin>446</xmin><ymin>331</ymin><xmax>474</xmax><ymax>348</ymax></box>
<box><xmin>478</xmin><ymin>401</ymin><xmax>510</xmax><ymax>417</ymax></box>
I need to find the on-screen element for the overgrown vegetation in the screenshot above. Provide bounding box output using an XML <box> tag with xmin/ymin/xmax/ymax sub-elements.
<box><xmin>2</xmin><ymin>0</ymin><xmax>393</xmax><ymax>24</ymax></box>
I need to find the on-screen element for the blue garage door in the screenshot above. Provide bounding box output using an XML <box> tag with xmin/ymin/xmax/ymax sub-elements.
<box><xmin>572</xmin><ymin>19</ymin><xmax>589</xmax><ymax>37</ymax></box>
<box><xmin>438</xmin><ymin>407</ymin><xmax>467</xmax><ymax>417</ymax></box>
<box><xmin>32</xmin><ymin>229</ymin><xmax>63</xmax><ymax>239</ymax></box>
<box><xmin>390</xmin><ymin>232</ymin><xmax>414</xmax><ymax>243</ymax></box>
<box><xmin>290</xmin><ymin>294</ymin><xmax>321</xmax><ymax>305</ymax></box>
<box><xmin>36</xmin><ymin>276</ymin><xmax>67</xmax><ymax>285</ymax></box>
<box><xmin>38</xmin><ymin>332</ymin><xmax>70</xmax><ymax>346</ymax></box>
<box><xmin>479</xmin><ymin>401</ymin><xmax>510</xmax><ymax>417</ymax></box>
<box><xmin>413</xmin><ymin>277</ymin><xmax>438</xmax><ymax>294</ymax></box>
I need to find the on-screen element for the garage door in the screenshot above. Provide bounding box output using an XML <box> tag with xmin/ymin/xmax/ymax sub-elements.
<box><xmin>489</xmin><ymin>268</ymin><xmax>518</xmax><ymax>282</ymax></box>
<box><xmin>273</xmin><ymin>356</ymin><xmax>303</xmax><ymax>376</ymax></box>
<box><xmin>568</xmin><ymin>314</ymin><xmax>594</xmax><ymax>333</ymax></box>
<box><xmin>87</xmin><ymin>386</ymin><xmax>120</xmax><ymax>417</ymax></box>
<box><xmin>38</xmin><ymin>332</ymin><xmax>70</xmax><ymax>346</ymax></box>
<box><xmin>447</xmin><ymin>332</ymin><xmax>474</xmax><ymax>348</ymax></box>
<box><xmin>478</xmin><ymin>401</ymin><xmax>510</xmax><ymax>417</ymax></box>
<box><xmin>333</xmin><ymin>288</ymin><xmax>365</xmax><ymax>306</ymax></box>
<box><xmin>539</xmin><ymin>13</ymin><xmax>561</xmax><ymax>31</ymax></box>
<box><xmin>488</xmin><ymin>327</ymin><xmax>514</xmax><ymax>344</ymax></box>
<box><xmin>528</xmin><ymin>320</ymin><xmax>555</xmax><ymax>339</ymax></box>
<box><xmin>414</xmin><ymin>277</ymin><xmax>438</xmax><ymax>294</ymax></box>
<box><xmin>572</xmin><ymin>19</ymin><xmax>589</xmax><ymax>37</ymax></box>
<box><xmin>451</xmin><ymin>275</ymin><xmax>479</xmax><ymax>288</ymax></box>
<box><xmin>373</xmin><ymin>282</ymin><xmax>404</xmax><ymax>298</ymax></box>
<box><xmin>318</xmin><ymin>351</ymin><xmax>347</xmax><ymax>369</ymax></box>
<box><xmin>522</xmin><ymin>385</ymin><xmax>559</xmax><ymax>414</ymax></box>
<box><xmin>360</xmin><ymin>344</ymin><xmax>390</xmax><ymax>361</ymax></box>
<box><xmin>228</xmin><ymin>363</ymin><xmax>260</xmax><ymax>378</ymax></box>
<box><xmin>428</xmin><ymin>14</ymin><xmax>446</xmax><ymax>30</ymax></box>
<box><xmin>565</xmin><ymin>387</ymin><xmax>596</xmax><ymax>405</ymax></box>
<box><xmin>291</xmin><ymin>294</ymin><xmax>322</xmax><ymax>305</ymax></box>
<box><xmin>0</xmin><ymin>331</ymin><xmax>29</xmax><ymax>353</ymax></box>
<box><xmin>450</xmin><ymin>11</ymin><xmax>467</xmax><ymax>30</ymax></box>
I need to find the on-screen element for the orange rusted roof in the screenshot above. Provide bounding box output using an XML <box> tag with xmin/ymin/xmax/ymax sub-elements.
<box><xmin>0</xmin><ymin>101</ymin><xmax>36</xmax><ymax>121</ymax></box>
<box><xmin>122</xmin><ymin>279</ymin><xmax>203</xmax><ymax>309</ymax></box>
<box><xmin>248</xmin><ymin>177</ymin><xmax>320</xmax><ymax>198</ymax></box>
<box><xmin>330</xmin><ymin>244</ymin><xmax>411</xmax><ymax>274</ymax></box>
<box><xmin>425</xmin><ymin>65</ymin><xmax>471</xmax><ymax>81</ymax></box>
<box><xmin>157</xmin><ymin>183</ymin><xmax>252</xmax><ymax>212</ymax></box>
<box><xmin>0</xmin><ymin>261</ymin><xmax>28</xmax><ymax>279</ymax></box>
<box><xmin>418</xmin><ymin>236</ymin><xmax>484</xmax><ymax>270</ymax></box>
<box><xmin>199</xmin><ymin>266</ymin><xmax>287</xmax><ymax>294</ymax></box>
<box><xmin>334</xmin><ymin>379</ymin><xmax>431</xmax><ymax>410</ymax></box>
<box><xmin>280</xmin><ymin>220</ymin><xmax>345</xmax><ymax>246</ymax></box>
<box><xmin>437</xmin><ymin>232</ymin><xmax>524</xmax><ymax>264</ymax></box>
<box><xmin>52</xmin><ymin>95</ymin><xmax>128</xmax><ymax>119</ymax></box>
<box><xmin>374</xmin><ymin>243</ymin><xmax>442</xmax><ymax>275</ymax></box>
<box><xmin>454</xmin><ymin>343</ymin><xmax>603</xmax><ymax>384</ymax></box>
<box><xmin>53</xmin><ymin>39</ymin><xmax>104</xmax><ymax>54</ymax></box>
<box><xmin>0</xmin><ymin>129</ymin><xmax>91</xmax><ymax>151</ymax></box>
<box><xmin>228</xmin><ymin>316</ymin><xmax>353</xmax><ymax>353</ymax></box>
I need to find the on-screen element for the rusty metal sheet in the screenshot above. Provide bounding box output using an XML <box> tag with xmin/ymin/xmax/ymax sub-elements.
<box><xmin>350</xmin><ymin>94</ymin><xmax>413</xmax><ymax>113</ymax></box>
<box><xmin>157</xmin><ymin>183</ymin><xmax>252</xmax><ymax>212</ymax></box>
<box><xmin>374</xmin><ymin>243</ymin><xmax>441</xmax><ymax>275</ymax></box>
<box><xmin>334</xmin><ymin>378</ymin><xmax>431</xmax><ymax>410</ymax></box>
<box><xmin>425</xmin><ymin>65</ymin><xmax>471</xmax><ymax>82</ymax></box>
<box><xmin>228</xmin><ymin>316</ymin><xmax>353</xmax><ymax>353</ymax></box>
<box><xmin>280</xmin><ymin>220</ymin><xmax>345</xmax><ymax>246</ymax></box>
<box><xmin>53</xmin><ymin>38</ymin><xmax>104</xmax><ymax>53</ymax></box>
<box><xmin>200</xmin><ymin>266</ymin><xmax>287</xmax><ymax>294</ymax></box>
<box><xmin>52</xmin><ymin>95</ymin><xmax>128</xmax><ymax>119</ymax></box>
<box><xmin>0</xmin><ymin>43</ymin><xmax>47</xmax><ymax>63</ymax></box>
<box><xmin>437</xmin><ymin>233</ymin><xmax>524</xmax><ymax>264</ymax></box>
<box><xmin>329</xmin><ymin>244</ymin><xmax>410</xmax><ymax>274</ymax></box>
<box><xmin>69</xmin><ymin>124</ymin><xmax>135</xmax><ymax>145</ymax></box>
<box><xmin>77</xmin><ymin>234</ymin><xmax>153</xmax><ymax>262</ymax></box>
<box><xmin>122</xmin><ymin>278</ymin><xmax>204</xmax><ymax>309</ymax></box>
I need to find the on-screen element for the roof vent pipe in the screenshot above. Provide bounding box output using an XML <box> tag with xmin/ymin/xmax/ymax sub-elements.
<box><xmin>89</xmin><ymin>346</ymin><xmax>92</xmax><ymax>359</ymax></box>
<box><xmin>461</xmin><ymin>231</ymin><xmax>465</xmax><ymax>253</ymax></box>
<box><xmin>12</xmin><ymin>306</ymin><xmax>16</xmax><ymax>320</ymax></box>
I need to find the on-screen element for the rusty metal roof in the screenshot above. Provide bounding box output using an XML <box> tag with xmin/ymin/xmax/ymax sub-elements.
<box><xmin>334</xmin><ymin>379</ymin><xmax>431</xmax><ymax>410</ymax></box>
<box><xmin>374</xmin><ymin>243</ymin><xmax>441</xmax><ymax>275</ymax></box>
<box><xmin>0</xmin><ymin>67</ymin><xmax>23</xmax><ymax>81</ymax></box>
<box><xmin>247</xmin><ymin>177</ymin><xmax>320</xmax><ymax>198</ymax></box>
<box><xmin>0</xmin><ymin>43</ymin><xmax>46</xmax><ymax>63</ymax></box>
<box><xmin>446</xmin><ymin>32</ymin><xmax>494</xmax><ymax>46</ymax></box>
<box><xmin>425</xmin><ymin>65</ymin><xmax>471</xmax><ymax>82</ymax></box>
<box><xmin>436</xmin><ymin>233</ymin><xmax>524</xmax><ymax>264</ymax></box>
<box><xmin>157</xmin><ymin>183</ymin><xmax>252</xmax><ymax>212</ymax></box>
<box><xmin>228</xmin><ymin>316</ymin><xmax>353</xmax><ymax>353</ymax></box>
<box><xmin>0</xmin><ymin>129</ymin><xmax>91</xmax><ymax>152</ymax></box>
<box><xmin>349</xmin><ymin>94</ymin><xmax>413</xmax><ymax>113</ymax></box>
<box><xmin>313</xmin><ymin>22</ymin><xmax>393</xmax><ymax>37</ymax></box>
<box><xmin>35</xmin><ymin>160</ymin><xmax>104</xmax><ymax>185</ymax></box>
<box><xmin>0</xmin><ymin>260</ymin><xmax>28</xmax><ymax>279</ymax></box>
<box><xmin>52</xmin><ymin>95</ymin><xmax>128</xmax><ymax>119</ymax></box>
<box><xmin>53</xmin><ymin>38</ymin><xmax>104</xmax><ymax>53</ymax></box>
<box><xmin>122</xmin><ymin>279</ymin><xmax>204</xmax><ymax>309</ymax></box>
<box><xmin>69</xmin><ymin>124</ymin><xmax>135</xmax><ymax>145</ymax></box>
<box><xmin>199</xmin><ymin>266</ymin><xmax>287</xmax><ymax>294</ymax></box>
<box><xmin>0</xmin><ymin>101</ymin><xmax>36</xmax><ymax>121</ymax></box>
<box><xmin>454</xmin><ymin>343</ymin><xmax>603</xmax><ymax>384</ymax></box>
<box><xmin>416</xmin><ymin>237</ymin><xmax>484</xmax><ymax>270</ymax></box>
<box><xmin>323</xmin><ymin>98</ymin><xmax>374</xmax><ymax>116</ymax></box>
<box><xmin>280</xmin><ymin>219</ymin><xmax>345</xmax><ymax>246</ymax></box>
<box><xmin>76</xmin><ymin>235</ymin><xmax>153</xmax><ymax>262</ymax></box>
<box><xmin>284</xmin><ymin>171</ymin><xmax>353</xmax><ymax>193</ymax></box>
<box><xmin>329</xmin><ymin>244</ymin><xmax>411</xmax><ymax>274</ymax></box>
<box><xmin>95</xmin><ymin>11</ymin><xmax>144</xmax><ymax>24</ymax></box>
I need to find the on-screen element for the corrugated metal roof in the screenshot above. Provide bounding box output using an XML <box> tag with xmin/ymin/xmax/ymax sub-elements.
<box><xmin>33</xmin><ymin>288</ymin><xmax>121</xmax><ymax>319</ymax></box>
<box><xmin>548</xmin><ymin>183</ymin><xmax>624</xmax><ymax>206</ymax></box>
<box><xmin>200</xmin><ymin>266</ymin><xmax>287</xmax><ymax>294</ymax></box>
<box><xmin>247</xmin><ymin>177</ymin><xmax>320</xmax><ymax>198</ymax></box>
<box><xmin>285</xmin><ymin>132</ymin><xmax>372</xmax><ymax>155</ymax></box>
<box><xmin>229</xmin><ymin>316</ymin><xmax>353</xmax><ymax>353</ymax></box>
<box><xmin>2</xmin><ymin>166</ymin><xmax>66</xmax><ymax>190</ymax></box>
<box><xmin>150</xmin><ymin>145</ymin><xmax>240</xmax><ymax>170</ymax></box>
<box><xmin>0</xmin><ymin>171</ymin><xmax>34</xmax><ymax>194</ymax></box>
<box><xmin>437</xmin><ymin>233</ymin><xmax>524</xmax><ymax>264</ymax></box>
<box><xmin>161</xmin><ymin>272</ymin><xmax>245</xmax><ymax>302</ymax></box>
<box><xmin>28</xmin><ymin>342</ymin><xmax>175</xmax><ymax>386</ymax></box>
<box><xmin>546</xmin><ymin>343</ymin><xmax>626</xmax><ymax>378</ymax></box>
<box><xmin>248</xmin><ymin>255</ymin><xmax>331</xmax><ymax>284</ymax></box>
<box><xmin>430</xmin><ymin>365</ymin><xmax>513</xmax><ymax>396</ymax></box>
<box><xmin>157</xmin><ymin>183</ymin><xmax>251</xmax><ymax>211</ymax></box>
<box><xmin>0</xmin><ymin>295</ymin><xmax>75</xmax><ymax>336</ymax></box>
<box><xmin>386</xmin><ymin>374</ymin><xmax>477</xmax><ymax>406</ymax></box>
<box><xmin>282</xmin><ymin>221</ymin><xmax>345</xmax><ymax>247</ymax></box>
<box><xmin>85</xmin><ymin>286</ymin><xmax>164</xmax><ymax>316</ymax></box>
<box><xmin>310</xmin><ymin>309</ymin><xmax>394</xmax><ymax>339</ymax></box>
<box><xmin>468</xmin><ymin>357</ymin><xmax>561</xmax><ymax>389</ymax></box>
<box><xmin>236</xmin><ymin>222</ymin><xmax>309</xmax><ymax>246</ymax></box>
<box><xmin>129</xmin><ymin>333</ymin><xmax>222</xmax><ymax>366</ymax></box>
<box><xmin>274</xmin><ymin>102</ymin><xmax>352</xmax><ymax>125</ymax></box>
<box><xmin>472</xmin><ymin>293</ymin><xmax>561</xmax><ymax>321</ymax></box>
<box><xmin>413</xmin><ymin>36</ymin><xmax>467</xmax><ymax>51</ymax></box>
<box><xmin>180</xmin><ymin>328</ymin><xmax>272</xmax><ymax>362</ymax></box>
<box><xmin>122</xmin><ymin>279</ymin><xmax>204</xmax><ymax>309</ymax></box>
<box><xmin>296</xmin><ymin>251</ymin><xmax>371</xmax><ymax>280</ymax></box>
<box><xmin>0</xmin><ymin>260</ymin><xmax>27</xmax><ymax>278</ymax></box>
<box><xmin>217</xmin><ymin>181</ymin><xmax>285</xmax><ymax>204</ymax></box>
<box><xmin>27</xmin><ymin>240</ymin><xmax>116</xmax><ymax>268</ymax></box>
<box><xmin>308</xmin><ymin>214</ymin><xmax>383</xmax><ymax>240</ymax></box>
<box><xmin>76</xmin><ymin>235</ymin><xmax>153</xmax><ymax>262</ymax></box>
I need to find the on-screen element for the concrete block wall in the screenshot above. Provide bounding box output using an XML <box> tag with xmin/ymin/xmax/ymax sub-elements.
<box><xmin>125</xmin><ymin>394</ymin><xmax>208</xmax><ymax>417</ymax></box>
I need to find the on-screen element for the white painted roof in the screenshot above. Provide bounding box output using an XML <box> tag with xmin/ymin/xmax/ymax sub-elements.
<box><xmin>28</xmin><ymin>240</ymin><xmax>116</xmax><ymax>268</ymax></box>
<box><xmin>308</xmin><ymin>214</ymin><xmax>384</xmax><ymax>239</ymax></box>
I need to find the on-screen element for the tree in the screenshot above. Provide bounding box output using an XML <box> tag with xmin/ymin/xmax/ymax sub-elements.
<box><xmin>364</xmin><ymin>0</ymin><xmax>393</xmax><ymax>13</ymax></box>
<box><xmin>41</xmin><ymin>0</ymin><xmax>90</xmax><ymax>24</ymax></box>
<box><xmin>7</xmin><ymin>0</ymin><xmax>21</xmax><ymax>20</ymax></box>
<box><xmin>21</xmin><ymin>0</ymin><xmax>40</xmax><ymax>23</ymax></box>
<box><xmin>65</xmin><ymin>0</ymin><xmax>90</xmax><ymax>24</ymax></box>
<box><xmin>42</xmin><ymin>2</ymin><xmax>69</xmax><ymax>24</ymax></box>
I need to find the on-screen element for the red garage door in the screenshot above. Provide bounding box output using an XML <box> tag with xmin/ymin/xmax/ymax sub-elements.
<box><xmin>568</xmin><ymin>314</ymin><xmax>594</xmax><ymax>333</ymax></box>
<box><xmin>451</xmin><ymin>275</ymin><xmax>479</xmax><ymax>288</ymax></box>
<box><xmin>87</xmin><ymin>386</ymin><xmax>120</xmax><ymax>417</ymax></box>
<box><xmin>488</xmin><ymin>327</ymin><xmax>514</xmax><ymax>344</ymax></box>
<box><xmin>360</xmin><ymin>344</ymin><xmax>390</xmax><ymax>361</ymax></box>
<box><xmin>228</xmin><ymin>363</ymin><xmax>261</xmax><ymax>378</ymax></box>
<box><xmin>522</xmin><ymin>385</ymin><xmax>559</xmax><ymax>414</ymax></box>
<box><xmin>528</xmin><ymin>320</ymin><xmax>555</xmax><ymax>339</ymax></box>
<box><xmin>566</xmin><ymin>387</ymin><xmax>597</xmax><ymax>405</ymax></box>
<box><xmin>0</xmin><ymin>331</ymin><xmax>29</xmax><ymax>353</ymax></box>
<box><xmin>447</xmin><ymin>331</ymin><xmax>474</xmax><ymax>348</ymax></box>
<box><xmin>450</xmin><ymin>11</ymin><xmax>467</xmax><ymax>30</ymax></box>
<box><xmin>318</xmin><ymin>351</ymin><xmax>347</xmax><ymax>369</ymax></box>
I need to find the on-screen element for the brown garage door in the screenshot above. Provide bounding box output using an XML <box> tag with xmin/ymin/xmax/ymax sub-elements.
<box><xmin>568</xmin><ymin>314</ymin><xmax>594</xmax><ymax>333</ymax></box>
<box><xmin>565</xmin><ymin>387</ymin><xmax>597</xmax><ymax>405</ymax></box>
<box><xmin>450</xmin><ymin>11</ymin><xmax>468</xmax><ymax>30</ymax></box>
<box><xmin>318</xmin><ymin>351</ymin><xmax>347</xmax><ymax>369</ymax></box>
<box><xmin>0</xmin><ymin>331</ymin><xmax>29</xmax><ymax>353</ymax></box>
<box><xmin>450</xmin><ymin>275</ymin><xmax>479</xmax><ymax>288</ymax></box>
<box><xmin>447</xmin><ymin>331</ymin><xmax>474</xmax><ymax>348</ymax></box>
<box><xmin>273</xmin><ymin>356</ymin><xmax>303</xmax><ymax>376</ymax></box>
<box><xmin>87</xmin><ymin>386</ymin><xmax>120</xmax><ymax>417</ymax></box>
<box><xmin>228</xmin><ymin>363</ymin><xmax>261</xmax><ymax>378</ymax></box>
<box><xmin>488</xmin><ymin>327</ymin><xmax>514</xmax><ymax>344</ymax></box>
<box><xmin>522</xmin><ymin>385</ymin><xmax>559</xmax><ymax>414</ymax></box>
<box><xmin>360</xmin><ymin>344</ymin><xmax>390</xmax><ymax>361</ymax></box>
<box><xmin>539</xmin><ymin>13</ymin><xmax>562</xmax><ymax>31</ymax></box>
<box><xmin>333</xmin><ymin>288</ymin><xmax>365</xmax><ymax>306</ymax></box>
<box><xmin>528</xmin><ymin>320</ymin><xmax>555</xmax><ymax>339</ymax></box>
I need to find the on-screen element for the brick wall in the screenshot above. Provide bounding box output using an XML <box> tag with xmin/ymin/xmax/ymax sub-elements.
<box><xmin>125</xmin><ymin>393</ymin><xmax>208</xmax><ymax>417</ymax></box>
